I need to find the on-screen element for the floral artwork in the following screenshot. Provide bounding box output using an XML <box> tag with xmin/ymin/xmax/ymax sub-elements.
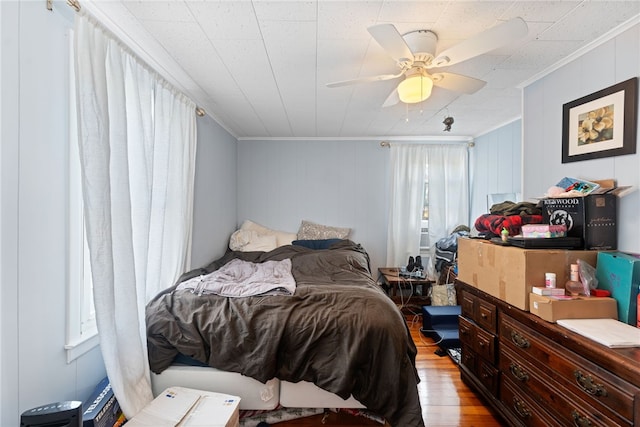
<box><xmin>577</xmin><ymin>105</ymin><xmax>614</xmax><ymax>145</ymax></box>
<box><xmin>562</xmin><ymin>77</ymin><xmax>637</xmax><ymax>163</ymax></box>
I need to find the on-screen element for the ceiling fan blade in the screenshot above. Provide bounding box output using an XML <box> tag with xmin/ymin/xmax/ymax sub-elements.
<box><xmin>382</xmin><ymin>87</ymin><xmax>400</xmax><ymax>108</ymax></box>
<box><xmin>367</xmin><ymin>24</ymin><xmax>414</xmax><ymax>64</ymax></box>
<box><xmin>326</xmin><ymin>72</ymin><xmax>403</xmax><ymax>88</ymax></box>
<box><xmin>431</xmin><ymin>72</ymin><xmax>486</xmax><ymax>94</ymax></box>
<box><xmin>430</xmin><ymin>17</ymin><xmax>528</xmax><ymax>67</ymax></box>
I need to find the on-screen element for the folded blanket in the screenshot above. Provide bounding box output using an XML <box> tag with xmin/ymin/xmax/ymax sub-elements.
<box><xmin>474</xmin><ymin>213</ymin><xmax>543</xmax><ymax>237</ymax></box>
<box><xmin>176</xmin><ymin>258</ymin><xmax>296</xmax><ymax>297</ymax></box>
<box><xmin>489</xmin><ymin>201</ymin><xmax>541</xmax><ymax>216</ymax></box>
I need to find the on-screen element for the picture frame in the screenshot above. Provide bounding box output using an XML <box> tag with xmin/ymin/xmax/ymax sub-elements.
<box><xmin>562</xmin><ymin>77</ymin><xmax>638</xmax><ymax>163</ymax></box>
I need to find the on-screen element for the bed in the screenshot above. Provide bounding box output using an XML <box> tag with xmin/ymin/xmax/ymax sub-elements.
<box><xmin>145</xmin><ymin>239</ymin><xmax>425</xmax><ymax>426</ymax></box>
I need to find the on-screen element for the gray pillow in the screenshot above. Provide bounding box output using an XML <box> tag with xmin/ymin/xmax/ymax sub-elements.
<box><xmin>297</xmin><ymin>220</ymin><xmax>350</xmax><ymax>240</ymax></box>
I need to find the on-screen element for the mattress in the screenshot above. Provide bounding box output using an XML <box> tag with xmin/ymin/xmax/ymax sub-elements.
<box><xmin>146</xmin><ymin>241</ymin><xmax>425</xmax><ymax>426</ymax></box>
<box><xmin>279</xmin><ymin>381</ymin><xmax>364</xmax><ymax>408</ymax></box>
<box><xmin>150</xmin><ymin>365</ymin><xmax>280</xmax><ymax>410</ymax></box>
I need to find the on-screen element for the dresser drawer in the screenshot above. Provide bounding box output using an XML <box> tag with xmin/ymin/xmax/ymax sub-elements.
<box><xmin>461</xmin><ymin>291</ymin><xmax>475</xmax><ymax>319</ymax></box>
<box><xmin>475</xmin><ymin>326</ymin><xmax>496</xmax><ymax>363</ymax></box>
<box><xmin>461</xmin><ymin>343</ymin><xmax>477</xmax><ymax>374</ymax></box>
<box><xmin>501</xmin><ymin>377</ymin><xmax>562</xmax><ymax>427</ymax></box>
<box><xmin>500</xmin><ymin>345</ymin><xmax>546</xmax><ymax>396</ymax></box>
<box><xmin>503</xmin><ymin>374</ymin><xmax>623</xmax><ymax>427</ymax></box>
<box><xmin>478</xmin><ymin>358</ymin><xmax>499</xmax><ymax>397</ymax></box>
<box><xmin>459</xmin><ymin>315</ymin><xmax>475</xmax><ymax>346</ymax></box>
<box><xmin>476</xmin><ymin>298</ymin><xmax>497</xmax><ymax>333</ymax></box>
<box><xmin>459</xmin><ymin>315</ymin><xmax>496</xmax><ymax>364</ymax></box>
<box><xmin>461</xmin><ymin>344</ymin><xmax>499</xmax><ymax>398</ymax></box>
<box><xmin>500</xmin><ymin>314</ymin><xmax>638</xmax><ymax>424</ymax></box>
<box><xmin>456</xmin><ymin>280</ymin><xmax>640</xmax><ymax>427</ymax></box>
<box><xmin>460</xmin><ymin>290</ymin><xmax>497</xmax><ymax>333</ymax></box>
<box><xmin>500</xmin><ymin>346</ymin><xmax>631</xmax><ymax>426</ymax></box>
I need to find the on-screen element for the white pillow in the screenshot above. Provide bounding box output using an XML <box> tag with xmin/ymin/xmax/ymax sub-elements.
<box><xmin>229</xmin><ymin>229</ymin><xmax>278</xmax><ymax>252</ymax></box>
<box><xmin>239</xmin><ymin>220</ymin><xmax>297</xmax><ymax>247</ymax></box>
<box><xmin>272</xmin><ymin>230</ymin><xmax>297</xmax><ymax>246</ymax></box>
<box><xmin>240</xmin><ymin>220</ymin><xmax>272</xmax><ymax>234</ymax></box>
<box><xmin>243</xmin><ymin>234</ymin><xmax>278</xmax><ymax>252</ymax></box>
<box><xmin>229</xmin><ymin>229</ymin><xmax>253</xmax><ymax>251</ymax></box>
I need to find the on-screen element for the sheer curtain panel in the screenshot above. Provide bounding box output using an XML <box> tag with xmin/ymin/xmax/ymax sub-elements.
<box><xmin>386</xmin><ymin>144</ymin><xmax>428</xmax><ymax>268</ymax></box>
<box><xmin>74</xmin><ymin>12</ymin><xmax>197</xmax><ymax>418</ymax></box>
<box><xmin>426</xmin><ymin>145</ymin><xmax>469</xmax><ymax>268</ymax></box>
<box><xmin>386</xmin><ymin>144</ymin><xmax>468</xmax><ymax>278</ymax></box>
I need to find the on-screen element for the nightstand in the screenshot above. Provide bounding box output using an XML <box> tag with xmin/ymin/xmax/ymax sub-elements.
<box><xmin>378</xmin><ymin>267</ymin><xmax>434</xmax><ymax>313</ymax></box>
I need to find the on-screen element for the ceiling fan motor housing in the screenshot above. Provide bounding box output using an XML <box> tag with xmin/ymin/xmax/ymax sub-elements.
<box><xmin>403</xmin><ymin>30</ymin><xmax>438</xmax><ymax>65</ymax></box>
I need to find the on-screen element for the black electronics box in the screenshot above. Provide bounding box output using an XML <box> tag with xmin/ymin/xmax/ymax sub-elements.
<box><xmin>540</xmin><ymin>194</ymin><xmax>617</xmax><ymax>250</ymax></box>
<box><xmin>82</xmin><ymin>377</ymin><xmax>125</xmax><ymax>427</ymax></box>
<box><xmin>21</xmin><ymin>401</ymin><xmax>82</xmax><ymax>427</ymax></box>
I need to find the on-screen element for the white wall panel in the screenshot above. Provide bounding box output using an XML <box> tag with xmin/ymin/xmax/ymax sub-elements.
<box><xmin>190</xmin><ymin>115</ymin><xmax>238</xmax><ymax>269</ymax></box>
<box><xmin>237</xmin><ymin>133</ymin><xmax>526</xmax><ymax>270</ymax></box>
<box><xmin>523</xmin><ymin>22</ymin><xmax>640</xmax><ymax>253</ymax></box>
<box><xmin>470</xmin><ymin>120</ymin><xmax>522</xmax><ymax>225</ymax></box>
<box><xmin>237</xmin><ymin>139</ymin><xmax>389</xmax><ymax>272</ymax></box>
<box><xmin>1</xmin><ymin>2</ymin><xmax>106</xmax><ymax>425</ymax></box>
<box><xmin>1</xmin><ymin>2</ymin><xmax>20</xmax><ymax>423</ymax></box>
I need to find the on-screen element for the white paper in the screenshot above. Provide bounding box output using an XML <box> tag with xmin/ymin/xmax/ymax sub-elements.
<box><xmin>557</xmin><ymin>318</ymin><xmax>640</xmax><ymax>348</ymax></box>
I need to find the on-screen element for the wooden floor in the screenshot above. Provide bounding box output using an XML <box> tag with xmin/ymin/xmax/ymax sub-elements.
<box><xmin>273</xmin><ymin>313</ymin><xmax>505</xmax><ymax>426</ymax></box>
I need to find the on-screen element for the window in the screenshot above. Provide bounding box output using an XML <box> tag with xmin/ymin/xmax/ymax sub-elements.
<box><xmin>66</xmin><ymin>30</ymin><xmax>98</xmax><ymax>362</ymax></box>
<box><xmin>420</xmin><ymin>165</ymin><xmax>429</xmax><ymax>252</ymax></box>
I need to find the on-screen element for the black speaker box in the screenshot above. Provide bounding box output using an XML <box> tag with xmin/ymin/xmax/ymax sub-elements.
<box><xmin>20</xmin><ymin>401</ymin><xmax>82</xmax><ymax>427</ymax></box>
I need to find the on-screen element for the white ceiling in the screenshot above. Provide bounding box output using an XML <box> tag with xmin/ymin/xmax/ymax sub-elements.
<box><xmin>82</xmin><ymin>1</ymin><xmax>640</xmax><ymax>140</ymax></box>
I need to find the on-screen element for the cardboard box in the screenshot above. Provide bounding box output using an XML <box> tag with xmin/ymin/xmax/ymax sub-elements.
<box><xmin>457</xmin><ymin>238</ymin><xmax>597</xmax><ymax>310</ymax></box>
<box><xmin>83</xmin><ymin>377</ymin><xmax>126</xmax><ymax>427</ymax></box>
<box><xmin>126</xmin><ymin>387</ymin><xmax>240</xmax><ymax>427</ymax></box>
<box><xmin>595</xmin><ymin>251</ymin><xmax>640</xmax><ymax>325</ymax></box>
<box><xmin>540</xmin><ymin>194</ymin><xmax>617</xmax><ymax>250</ymax></box>
<box><xmin>529</xmin><ymin>293</ymin><xmax>618</xmax><ymax>323</ymax></box>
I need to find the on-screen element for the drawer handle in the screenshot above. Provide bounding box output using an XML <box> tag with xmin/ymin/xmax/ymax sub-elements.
<box><xmin>571</xmin><ymin>410</ymin><xmax>593</xmax><ymax>427</ymax></box>
<box><xmin>509</xmin><ymin>363</ymin><xmax>529</xmax><ymax>382</ymax></box>
<box><xmin>574</xmin><ymin>370</ymin><xmax>608</xmax><ymax>397</ymax></box>
<box><xmin>513</xmin><ymin>396</ymin><xmax>531</xmax><ymax>419</ymax></box>
<box><xmin>510</xmin><ymin>330</ymin><xmax>530</xmax><ymax>349</ymax></box>
<box><xmin>480</xmin><ymin>312</ymin><xmax>488</xmax><ymax>319</ymax></box>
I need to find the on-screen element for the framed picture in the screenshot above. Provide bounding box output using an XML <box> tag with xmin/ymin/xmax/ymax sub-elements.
<box><xmin>562</xmin><ymin>77</ymin><xmax>637</xmax><ymax>163</ymax></box>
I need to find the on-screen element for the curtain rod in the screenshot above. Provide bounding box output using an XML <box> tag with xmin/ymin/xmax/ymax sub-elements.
<box><xmin>380</xmin><ymin>141</ymin><xmax>475</xmax><ymax>148</ymax></box>
<box><xmin>67</xmin><ymin>0</ymin><xmax>81</xmax><ymax>12</ymax></box>
<box><xmin>49</xmin><ymin>0</ymin><xmax>207</xmax><ymax>118</ymax></box>
<box><xmin>47</xmin><ymin>0</ymin><xmax>80</xmax><ymax>12</ymax></box>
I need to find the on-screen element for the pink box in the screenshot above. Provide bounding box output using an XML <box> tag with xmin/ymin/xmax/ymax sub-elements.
<box><xmin>532</xmin><ymin>286</ymin><xmax>566</xmax><ymax>296</ymax></box>
<box><xmin>521</xmin><ymin>224</ymin><xmax>566</xmax><ymax>238</ymax></box>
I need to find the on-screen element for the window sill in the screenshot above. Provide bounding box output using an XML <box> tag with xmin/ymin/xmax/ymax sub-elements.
<box><xmin>65</xmin><ymin>332</ymin><xmax>99</xmax><ymax>363</ymax></box>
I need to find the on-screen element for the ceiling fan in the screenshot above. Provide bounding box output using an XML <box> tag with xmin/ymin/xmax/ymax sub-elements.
<box><xmin>327</xmin><ymin>17</ymin><xmax>528</xmax><ymax>107</ymax></box>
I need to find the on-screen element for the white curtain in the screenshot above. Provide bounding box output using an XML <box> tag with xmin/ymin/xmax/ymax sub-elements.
<box><xmin>426</xmin><ymin>145</ymin><xmax>469</xmax><ymax>266</ymax></box>
<box><xmin>386</xmin><ymin>144</ymin><xmax>469</xmax><ymax>277</ymax></box>
<box><xmin>386</xmin><ymin>144</ymin><xmax>428</xmax><ymax>268</ymax></box>
<box><xmin>74</xmin><ymin>12</ymin><xmax>197</xmax><ymax>418</ymax></box>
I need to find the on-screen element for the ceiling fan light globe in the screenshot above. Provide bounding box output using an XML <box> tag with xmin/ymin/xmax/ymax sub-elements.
<box><xmin>397</xmin><ymin>75</ymin><xmax>433</xmax><ymax>103</ymax></box>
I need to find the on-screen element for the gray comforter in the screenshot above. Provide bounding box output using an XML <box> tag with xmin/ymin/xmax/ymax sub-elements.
<box><xmin>146</xmin><ymin>240</ymin><xmax>425</xmax><ymax>426</ymax></box>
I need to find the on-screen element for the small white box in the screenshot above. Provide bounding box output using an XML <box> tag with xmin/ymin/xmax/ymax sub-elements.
<box><xmin>126</xmin><ymin>387</ymin><xmax>240</xmax><ymax>427</ymax></box>
<box><xmin>532</xmin><ymin>286</ymin><xmax>565</xmax><ymax>296</ymax></box>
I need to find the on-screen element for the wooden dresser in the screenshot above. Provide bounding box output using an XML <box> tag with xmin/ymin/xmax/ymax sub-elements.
<box><xmin>457</xmin><ymin>280</ymin><xmax>640</xmax><ymax>427</ymax></box>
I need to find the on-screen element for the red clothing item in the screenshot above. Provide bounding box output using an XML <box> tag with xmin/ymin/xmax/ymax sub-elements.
<box><xmin>474</xmin><ymin>214</ymin><xmax>543</xmax><ymax>237</ymax></box>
